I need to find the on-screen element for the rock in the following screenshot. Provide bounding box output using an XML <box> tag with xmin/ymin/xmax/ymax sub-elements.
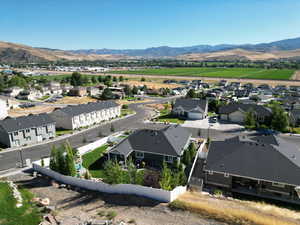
<box><xmin>40</xmin><ymin>198</ymin><xmax>50</xmax><ymax>206</ymax></box>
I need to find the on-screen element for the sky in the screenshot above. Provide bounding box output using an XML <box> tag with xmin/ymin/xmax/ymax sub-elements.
<box><xmin>1</xmin><ymin>0</ymin><xmax>300</xmax><ymax>50</ymax></box>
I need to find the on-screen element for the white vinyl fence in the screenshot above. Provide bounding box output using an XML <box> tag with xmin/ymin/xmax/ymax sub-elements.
<box><xmin>32</xmin><ymin>162</ymin><xmax>186</xmax><ymax>203</ymax></box>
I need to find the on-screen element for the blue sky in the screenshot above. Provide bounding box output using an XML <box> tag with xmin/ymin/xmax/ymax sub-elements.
<box><xmin>1</xmin><ymin>0</ymin><xmax>300</xmax><ymax>50</ymax></box>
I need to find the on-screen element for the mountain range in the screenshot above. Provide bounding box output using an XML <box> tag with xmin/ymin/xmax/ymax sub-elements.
<box><xmin>1</xmin><ymin>37</ymin><xmax>300</xmax><ymax>63</ymax></box>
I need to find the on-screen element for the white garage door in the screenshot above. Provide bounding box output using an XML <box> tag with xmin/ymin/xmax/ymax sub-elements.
<box><xmin>228</xmin><ymin>111</ymin><xmax>245</xmax><ymax>123</ymax></box>
<box><xmin>187</xmin><ymin>112</ymin><xmax>203</xmax><ymax>120</ymax></box>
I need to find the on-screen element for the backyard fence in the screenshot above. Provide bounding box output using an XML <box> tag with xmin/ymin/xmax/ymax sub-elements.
<box><xmin>32</xmin><ymin>161</ymin><xmax>186</xmax><ymax>203</ymax></box>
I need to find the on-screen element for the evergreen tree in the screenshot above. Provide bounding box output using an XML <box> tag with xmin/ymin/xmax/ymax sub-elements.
<box><xmin>101</xmin><ymin>88</ymin><xmax>114</xmax><ymax>100</ymax></box>
<box><xmin>91</xmin><ymin>76</ymin><xmax>98</xmax><ymax>84</ymax></box>
<box><xmin>186</xmin><ymin>89</ymin><xmax>197</xmax><ymax>98</ymax></box>
<box><xmin>271</xmin><ymin>105</ymin><xmax>289</xmax><ymax>132</ymax></box>
<box><xmin>244</xmin><ymin>109</ymin><xmax>256</xmax><ymax>129</ymax></box>
<box><xmin>64</xmin><ymin>142</ymin><xmax>76</xmax><ymax>177</ymax></box>
<box><xmin>49</xmin><ymin>145</ymin><xmax>58</xmax><ymax>171</ymax></box>
<box><xmin>103</xmin><ymin>160</ymin><xmax>124</xmax><ymax>184</ymax></box>
<box><xmin>70</xmin><ymin>72</ymin><xmax>83</xmax><ymax>86</ymax></box>
<box><xmin>159</xmin><ymin>162</ymin><xmax>173</xmax><ymax>190</ymax></box>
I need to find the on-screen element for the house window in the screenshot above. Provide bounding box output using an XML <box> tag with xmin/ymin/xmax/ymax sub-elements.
<box><xmin>272</xmin><ymin>182</ymin><xmax>285</xmax><ymax>188</ymax></box>
<box><xmin>135</xmin><ymin>151</ymin><xmax>144</xmax><ymax>159</ymax></box>
<box><xmin>208</xmin><ymin>170</ymin><xmax>214</xmax><ymax>175</ymax></box>
<box><xmin>26</xmin><ymin>137</ymin><xmax>31</xmax><ymax>141</ymax></box>
<box><xmin>26</xmin><ymin>129</ymin><xmax>30</xmax><ymax>133</ymax></box>
<box><xmin>164</xmin><ymin>155</ymin><xmax>173</xmax><ymax>163</ymax></box>
<box><xmin>224</xmin><ymin>173</ymin><xmax>229</xmax><ymax>178</ymax></box>
<box><xmin>14</xmin><ymin>132</ymin><xmax>18</xmax><ymax>136</ymax></box>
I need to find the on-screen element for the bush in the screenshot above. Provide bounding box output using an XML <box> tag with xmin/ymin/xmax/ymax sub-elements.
<box><xmin>169</xmin><ymin>200</ymin><xmax>187</xmax><ymax>211</ymax></box>
<box><xmin>122</xmin><ymin>104</ymin><xmax>129</xmax><ymax>109</ymax></box>
<box><xmin>106</xmin><ymin>211</ymin><xmax>117</xmax><ymax>220</ymax></box>
<box><xmin>213</xmin><ymin>189</ymin><xmax>223</xmax><ymax>196</ymax></box>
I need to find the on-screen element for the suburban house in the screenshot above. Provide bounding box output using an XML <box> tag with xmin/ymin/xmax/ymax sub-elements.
<box><xmin>108</xmin><ymin>126</ymin><xmax>192</xmax><ymax>168</ymax></box>
<box><xmin>290</xmin><ymin>109</ymin><xmax>300</xmax><ymax>127</ymax></box>
<box><xmin>219</xmin><ymin>103</ymin><xmax>272</xmax><ymax>124</ymax></box>
<box><xmin>69</xmin><ymin>87</ymin><xmax>87</xmax><ymax>97</ymax></box>
<box><xmin>16</xmin><ymin>89</ymin><xmax>43</xmax><ymax>101</ymax></box>
<box><xmin>172</xmin><ymin>98</ymin><xmax>208</xmax><ymax>120</ymax></box>
<box><xmin>2</xmin><ymin>87</ymin><xmax>23</xmax><ymax>97</ymax></box>
<box><xmin>0</xmin><ymin>114</ymin><xmax>56</xmax><ymax>148</ymax></box>
<box><xmin>50</xmin><ymin>101</ymin><xmax>121</xmax><ymax>130</ymax></box>
<box><xmin>0</xmin><ymin>99</ymin><xmax>8</xmax><ymax>119</ymax></box>
<box><xmin>201</xmin><ymin>135</ymin><xmax>300</xmax><ymax>204</ymax></box>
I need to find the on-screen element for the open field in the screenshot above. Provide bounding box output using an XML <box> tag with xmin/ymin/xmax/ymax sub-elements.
<box><xmin>113</xmin><ymin>67</ymin><xmax>295</xmax><ymax>80</ymax></box>
<box><xmin>173</xmin><ymin>192</ymin><xmax>300</xmax><ymax>225</ymax></box>
<box><xmin>53</xmin><ymin>96</ymin><xmax>97</xmax><ymax>105</ymax></box>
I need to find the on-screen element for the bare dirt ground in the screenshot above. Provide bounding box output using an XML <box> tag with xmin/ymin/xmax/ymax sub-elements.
<box><xmin>292</xmin><ymin>70</ymin><xmax>300</xmax><ymax>80</ymax></box>
<box><xmin>8</xmin><ymin>105</ymin><xmax>56</xmax><ymax>117</ymax></box>
<box><xmin>9</xmin><ymin>173</ymin><xmax>223</xmax><ymax>225</ymax></box>
<box><xmin>53</xmin><ymin>96</ymin><xmax>97</xmax><ymax>105</ymax></box>
<box><xmin>110</xmin><ymin>73</ymin><xmax>300</xmax><ymax>87</ymax></box>
<box><xmin>178</xmin><ymin>192</ymin><xmax>300</xmax><ymax>225</ymax></box>
<box><xmin>117</xmin><ymin>99</ymin><xmax>152</xmax><ymax>105</ymax></box>
<box><xmin>121</xmin><ymin>80</ymin><xmax>182</xmax><ymax>89</ymax></box>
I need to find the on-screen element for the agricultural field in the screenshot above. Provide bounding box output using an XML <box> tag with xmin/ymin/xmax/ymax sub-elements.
<box><xmin>113</xmin><ymin>67</ymin><xmax>295</xmax><ymax>80</ymax></box>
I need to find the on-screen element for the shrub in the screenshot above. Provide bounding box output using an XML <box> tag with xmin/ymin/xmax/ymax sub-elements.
<box><xmin>122</xmin><ymin>104</ymin><xmax>129</xmax><ymax>109</ymax></box>
<box><xmin>106</xmin><ymin>211</ymin><xmax>117</xmax><ymax>220</ymax></box>
<box><xmin>213</xmin><ymin>189</ymin><xmax>223</xmax><ymax>196</ymax></box>
<box><xmin>169</xmin><ymin>200</ymin><xmax>187</xmax><ymax>211</ymax></box>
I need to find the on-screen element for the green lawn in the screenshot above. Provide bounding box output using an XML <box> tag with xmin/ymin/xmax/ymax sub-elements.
<box><xmin>82</xmin><ymin>145</ymin><xmax>108</xmax><ymax>178</ymax></box>
<box><xmin>56</xmin><ymin>129</ymin><xmax>73</xmax><ymax>136</ymax></box>
<box><xmin>37</xmin><ymin>95</ymin><xmax>50</xmax><ymax>101</ymax></box>
<box><xmin>121</xmin><ymin>108</ymin><xmax>135</xmax><ymax>117</ymax></box>
<box><xmin>156</xmin><ymin>107</ymin><xmax>185</xmax><ymax>124</ymax></box>
<box><xmin>0</xmin><ymin>182</ymin><xmax>41</xmax><ymax>225</ymax></box>
<box><xmin>112</xmin><ymin>67</ymin><xmax>295</xmax><ymax>80</ymax></box>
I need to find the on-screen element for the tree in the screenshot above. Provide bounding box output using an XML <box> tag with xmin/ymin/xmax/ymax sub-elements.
<box><xmin>244</xmin><ymin>110</ymin><xmax>256</xmax><ymax>129</ymax></box>
<box><xmin>119</xmin><ymin>76</ymin><xmax>124</xmax><ymax>82</ymax></box>
<box><xmin>132</xmin><ymin>86</ymin><xmax>138</xmax><ymax>95</ymax></box>
<box><xmin>49</xmin><ymin>145</ymin><xmax>58</xmax><ymax>171</ymax></box>
<box><xmin>97</xmin><ymin>76</ymin><xmax>103</xmax><ymax>83</ymax></box>
<box><xmin>186</xmin><ymin>89</ymin><xmax>197</xmax><ymax>98</ymax></box>
<box><xmin>271</xmin><ymin>105</ymin><xmax>289</xmax><ymax>132</ymax></box>
<box><xmin>64</xmin><ymin>142</ymin><xmax>76</xmax><ymax>177</ymax></box>
<box><xmin>113</xmin><ymin>77</ymin><xmax>117</xmax><ymax>82</ymax></box>
<box><xmin>70</xmin><ymin>72</ymin><xmax>83</xmax><ymax>86</ymax></box>
<box><xmin>124</xmin><ymin>85</ymin><xmax>132</xmax><ymax>97</ymax></box>
<box><xmin>101</xmin><ymin>88</ymin><xmax>114</xmax><ymax>100</ymax></box>
<box><xmin>182</xmin><ymin>149</ymin><xmax>191</xmax><ymax>166</ymax></box>
<box><xmin>103</xmin><ymin>160</ymin><xmax>124</xmax><ymax>184</ymax></box>
<box><xmin>141</xmin><ymin>77</ymin><xmax>146</xmax><ymax>82</ymax></box>
<box><xmin>91</xmin><ymin>76</ymin><xmax>98</xmax><ymax>84</ymax></box>
<box><xmin>110</xmin><ymin>124</ymin><xmax>115</xmax><ymax>132</ymax></box>
<box><xmin>188</xmin><ymin>142</ymin><xmax>197</xmax><ymax>160</ymax></box>
<box><xmin>159</xmin><ymin>162</ymin><xmax>173</xmax><ymax>190</ymax></box>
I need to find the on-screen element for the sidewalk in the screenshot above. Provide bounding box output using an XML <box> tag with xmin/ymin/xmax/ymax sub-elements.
<box><xmin>0</xmin><ymin>112</ymin><xmax>136</xmax><ymax>154</ymax></box>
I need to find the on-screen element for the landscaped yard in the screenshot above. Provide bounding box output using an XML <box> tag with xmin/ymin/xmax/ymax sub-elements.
<box><xmin>113</xmin><ymin>67</ymin><xmax>295</xmax><ymax>80</ymax></box>
<box><xmin>82</xmin><ymin>145</ymin><xmax>109</xmax><ymax>178</ymax></box>
<box><xmin>0</xmin><ymin>182</ymin><xmax>41</xmax><ymax>225</ymax></box>
<box><xmin>155</xmin><ymin>104</ymin><xmax>185</xmax><ymax>124</ymax></box>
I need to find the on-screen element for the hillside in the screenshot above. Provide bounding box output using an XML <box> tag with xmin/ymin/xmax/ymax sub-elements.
<box><xmin>1</xmin><ymin>37</ymin><xmax>300</xmax><ymax>63</ymax></box>
<box><xmin>0</xmin><ymin>42</ymin><xmax>133</xmax><ymax>63</ymax></box>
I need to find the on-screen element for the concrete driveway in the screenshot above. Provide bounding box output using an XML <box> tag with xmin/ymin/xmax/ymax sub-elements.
<box><xmin>182</xmin><ymin>118</ymin><xmax>244</xmax><ymax>131</ymax></box>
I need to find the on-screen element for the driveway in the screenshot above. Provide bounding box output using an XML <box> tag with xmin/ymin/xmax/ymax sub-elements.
<box><xmin>182</xmin><ymin>118</ymin><xmax>244</xmax><ymax>131</ymax></box>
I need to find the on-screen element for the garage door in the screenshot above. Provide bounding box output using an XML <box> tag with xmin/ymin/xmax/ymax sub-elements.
<box><xmin>228</xmin><ymin>111</ymin><xmax>245</xmax><ymax>123</ymax></box>
<box><xmin>187</xmin><ymin>112</ymin><xmax>203</xmax><ymax>120</ymax></box>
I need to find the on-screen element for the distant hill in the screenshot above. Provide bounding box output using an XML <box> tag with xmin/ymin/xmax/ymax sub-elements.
<box><xmin>0</xmin><ymin>42</ymin><xmax>134</xmax><ymax>63</ymax></box>
<box><xmin>70</xmin><ymin>37</ymin><xmax>300</xmax><ymax>57</ymax></box>
<box><xmin>1</xmin><ymin>37</ymin><xmax>300</xmax><ymax>63</ymax></box>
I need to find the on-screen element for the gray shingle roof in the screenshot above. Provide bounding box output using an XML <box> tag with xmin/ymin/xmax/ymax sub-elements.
<box><xmin>173</xmin><ymin>98</ymin><xmax>207</xmax><ymax>113</ymax></box>
<box><xmin>219</xmin><ymin>104</ymin><xmax>272</xmax><ymax>117</ymax></box>
<box><xmin>0</xmin><ymin>113</ymin><xmax>55</xmax><ymax>133</ymax></box>
<box><xmin>205</xmin><ymin>135</ymin><xmax>300</xmax><ymax>186</ymax></box>
<box><xmin>56</xmin><ymin>101</ymin><xmax>119</xmax><ymax>116</ymax></box>
<box><xmin>109</xmin><ymin>125</ymin><xmax>191</xmax><ymax>157</ymax></box>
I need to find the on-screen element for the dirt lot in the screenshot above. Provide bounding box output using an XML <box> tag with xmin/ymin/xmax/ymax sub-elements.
<box><xmin>53</xmin><ymin>96</ymin><xmax>97</xmax><ymax>105</ymax></box>
<box><xmin>9</xmin><ymin>173</ymin><xmax>223</xmax><ymax>225</ymax></box>
<box><xmin>177</xmin><ymin>192</ymin><xmax>300</xmax><ymax>225</ymax></box>
<box><xmin>292</xmin><ymin>70</ymin><xmax>300</xmax><ymax>80</ymax></box>
<box><xmin>8</xmin><ymin>105</ymin><xmax>56</xmax><ymax>117</ymax></box>
<box><xmin>121</xmin><ymin>80</ymin><xmax>182</xmax><ymax>89</ymax></box>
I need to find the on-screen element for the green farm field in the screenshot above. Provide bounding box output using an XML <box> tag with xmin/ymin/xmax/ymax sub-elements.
<box><xmin>112</xmin><ymin>67</ymin><xmax>295</xmax><ymax>80</ymax></box>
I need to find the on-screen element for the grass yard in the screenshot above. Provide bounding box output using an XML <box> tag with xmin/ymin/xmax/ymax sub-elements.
<box><xmin>56</xmin><ymin>129</ymin><xmax>73</xmax><ymax>136</ymax></box>
<box><xmin>0</xmin><ymin>182</ymin><xmax>41</xmax><ymax>225</ymax></box>
<box><xmin>121</xmin><ymin>108</ymin><xmax>135</xmax><ymax>117</ymax></box>
<box><xmin>113</xmin><ymin>67</ymin><xmax>295</xmax><ymax>80</ymax></box>
<box><xmin>156</xmin><ymin>105</ymin><xmax>185</xmax><ymax>124</ymax></box>
<box><xmin>82</xmin><ymin>145</ymin><xmax>108</xmax><ymax>178</ymax></box>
